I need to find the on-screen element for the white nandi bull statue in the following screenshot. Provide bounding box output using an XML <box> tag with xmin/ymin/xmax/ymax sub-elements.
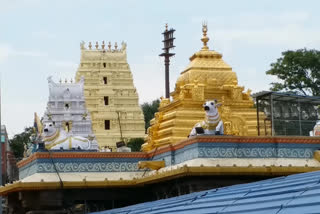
<box><xmin>189</xmin><ymin>100</ymin><xmax>224</xmax><ymax>137</ymax></box>
<box><xmin>42</xmin><ymin>122</ymin><xmax>97</xmax><ymax>150</ymax></box>
<box><xmin>310</xmin><ymin>120</ymin><xmax>320</xmax><ymax>136</ymax></box>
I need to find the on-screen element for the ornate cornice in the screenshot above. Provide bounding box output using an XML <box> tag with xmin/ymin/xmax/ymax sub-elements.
<box><xmin>17</xmin><ymin>152</ymin><xmax>148</xmax><ymax>168</ymax></box>
<box><xmin>146</xmin><ymin>136</ymin><xmax>320</xmax><ymax>157</ymax></box>
<box><xmin>2</xmin><ymin>165</ymin><xmax>320</xmax><ymax>196</ymax></box>
<box><xmin>18</xmin><ymin>136</ymin><xmax>320</xmax><ymax>169</ymax></box>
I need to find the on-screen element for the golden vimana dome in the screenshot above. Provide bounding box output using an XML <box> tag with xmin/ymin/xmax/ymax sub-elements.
<box><xmin>142</xmin><ymin>24</ymin><xmax>265</xmax><ymax>152</ymax></box>
<box><xmin>174</xmin><ymin>24</ymin><xmax>238</xmax><ymax>99</ymax></box>
<box><xmin>173</xmin><ymin>48</ymin><xmax>238</xmax><ymax>100</ymax></box>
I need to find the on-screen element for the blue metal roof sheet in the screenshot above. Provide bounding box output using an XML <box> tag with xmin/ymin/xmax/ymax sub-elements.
<box><xmin>91</xmin><ymin>170</ymin><xmax>320</xmax><ymax>214</ymax></box>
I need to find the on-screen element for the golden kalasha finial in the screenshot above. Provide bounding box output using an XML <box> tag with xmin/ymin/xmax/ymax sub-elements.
<box><xmin>102</xmin><ymin>41</ymin><xmax>105</xmax><ymax>50</ymax></box>
<box><xmin>114</xmin><ymin>42</ymin><xmax>118</xmax><ymax>50</ymax></box>
<box><xmin>108</xmin><ymin>42</ymin><xmax>111</xmax><ymax>51</ymax></box>
<box><xmin>88</xmin><ymin>42</ymin><xmax>92</xmax><ymax>50</ymax></box>
<box><xmin>165</xmin><ymin>23</ymin><xmax>168</xmax><ymax>31</ymax></box>
<box><xmin>201</xmin><ymin>22</ymin><xmax>209</xmax><ymax>50</ymax></box>
<box><xmin>95</xmin><ymin>41</ymin><xmax>99</xmax><ymax>50</ymax></box>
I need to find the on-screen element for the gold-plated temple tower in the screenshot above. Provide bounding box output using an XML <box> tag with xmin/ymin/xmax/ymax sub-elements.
<box><xmin>76</xmin><ymin>41</ymin><xmax>145</xmax><ymax>149</ymax></box>
<box><xmin>142</xmin><ymin>24</ymin><xmax>261</xmax><ymax>151</ymax></box>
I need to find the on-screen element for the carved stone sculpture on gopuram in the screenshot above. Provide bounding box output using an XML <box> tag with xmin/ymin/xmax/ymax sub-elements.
<box><xmin>142</xmin><ymin>24</ymin><xmax>265</xmax><ymax>152</ymax></box>
<box><xmin>75</xmin><ymin>41</ymin><xmax>145</xmax><ymax>149</ymax></box>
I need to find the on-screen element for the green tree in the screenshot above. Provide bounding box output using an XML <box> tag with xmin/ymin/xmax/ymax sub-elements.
<box><xmin>9</xmin><ymin>127</ymin><xmax>33</xmax><ymax>160</ymax></box>
<box><xmin>127</xmin><ymin>138</ymin><xmax>144</xmax><ymax>152</ymax></box>
<box><xmin>141</xmin><ymin>99</ymin><xmax>160</xmax><ymax>132</ymax></box>
<box><xmin>266</xmin><ymin>48</ymin><xmax>320</xmax><ymax>96</ymax></box>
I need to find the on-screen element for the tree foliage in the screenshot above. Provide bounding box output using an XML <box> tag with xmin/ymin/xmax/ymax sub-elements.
<box><xmin>127</xmin><ymin>138</ymin><xmax>144</xmax><ymax>152</ymax></box>
<box><xmin>266</xmin><ymin>48</ymin><xmax>320</xmax><ymax>96</ymax></box>
<box><xmin>9</xmin><ymin>127</ymin><xmax>33</xmax><ymax>160</ymax></box>
<box><xmin>141</xmin><ymin>99</ymin><xmax>160</xmax><ymax>132</ymax></box>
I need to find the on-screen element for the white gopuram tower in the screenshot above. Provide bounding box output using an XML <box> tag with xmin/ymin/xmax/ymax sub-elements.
<box><xmin>43</xmin><ymin>76</ymin><xmax>95</xmax><ymax>138</ymax></box>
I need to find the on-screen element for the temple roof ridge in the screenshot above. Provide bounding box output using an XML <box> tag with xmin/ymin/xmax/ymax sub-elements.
<box><xmin>80</xmin><ymin>40</ymin><xmax>127</xmax><ymax>53</ymax></box>
<box><xmin>47</xmin><ymin>76</ymin><xmax>83</xmax><ymax>86</ymax></box>
<box><xmin>79</xmin><ymin>41</ymin><xmax>128</xmax><ymax>62</ymax></box>
<box><xmin>47</xmin><ymin>76</ymin><xmax>84</xmax><ymax>100</ymax></box>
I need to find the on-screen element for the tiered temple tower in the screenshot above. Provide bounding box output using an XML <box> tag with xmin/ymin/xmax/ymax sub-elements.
<box><xmin>142</xmin><ymin>24</ymin><xmax>264</xmax><ymax>151</ymax></box>
<box><xmin>43</xmin><ymin>76</ymin><xmax>94</xmax><ymax>138</ymax></box>
<box><xmin>75</xmin><ymin>41</ymin><xmax>145</xmax><ymax>148</ymax></box>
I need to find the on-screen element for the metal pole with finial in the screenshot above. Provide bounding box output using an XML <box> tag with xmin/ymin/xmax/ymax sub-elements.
<box><xmin>159</xmin><ymin>24</ymin><xmax>175</xmax><ymax>99</ymax></box>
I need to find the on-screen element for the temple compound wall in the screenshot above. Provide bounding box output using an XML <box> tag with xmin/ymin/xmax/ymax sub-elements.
<box><xmin>43</xmin><ymin>76</ymin><xmax>94</xmax><ymax>138</ymax></box>
<box><xmin>75</xmin><ymin>41</ymin><xmax>145</xmax><ymax>148</ymax></box>
<box><xmin>143</xmin><ymin>25</ymin><xmax>265</xmax><ymax>152</ymax></box>
<box><xmin>16</xmin><ymin>136</ymin><xmax>320</xmax><ymax>180</ymax></box>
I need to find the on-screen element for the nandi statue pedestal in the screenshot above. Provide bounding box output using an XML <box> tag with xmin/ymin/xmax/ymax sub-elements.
<box><xmin>189</xmin><ymin>100</ymin><xmax>224</xmax><ymax>137</ymax></box>
<box><xmin>42</xmin><ymin>122</ymin><xmax>98</xmax><ymax>150</ymax></box>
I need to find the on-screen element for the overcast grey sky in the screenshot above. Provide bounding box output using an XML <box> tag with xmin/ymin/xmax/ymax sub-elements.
<box><xmin>1</xmin><ymin>0</ymin><xmax>320</xmax><ymax>136</ymax></box>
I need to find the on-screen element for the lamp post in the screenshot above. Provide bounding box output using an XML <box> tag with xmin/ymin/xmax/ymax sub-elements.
<box><xmin>159</xmin><ymin>24</ymin><xmax>175</xmax><ymax>99</ymax></box>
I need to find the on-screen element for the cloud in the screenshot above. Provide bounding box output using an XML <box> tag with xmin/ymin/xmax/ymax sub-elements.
<box><xmin>214</xmin><ymin>25</ymin><xmax>320</xmax><ymax>47</ymax></box>
<box><xmin>130</xmin><ymin>55</ymin><xmax>165</xmax><ymax>103</ymax></box>
<box><xmin>0</xmin><ymin>0</ymin><xmax>42</xmax><ymax>13</ymax></box>
<box><xmin>236</xmin><ymin>67</ymin><xmax>271</xmax><ymax>92</ymax></box>
<box><xmin>2</xmin><ymin>101</ymin><xmax>46</xmax><ymax>138</ymax></box>
<box><xmin>192</xmin><ymin>11</ymin><xmax>320</xmax><ymax>48</ymax></box>
<box><xmin>130</xmin><ymin>54</ymin><xmax>184</xmax><ymax>104</ymax></box>
<box><xmin>0</xmin><ymin>44</ymin><xmax>76</xmax><ymax>67</ymax></box>
<box><xmin>0</xmin><ymin>45</ymin><xmax>10</xmax><ymax>63</ymax></box>
<box><xmin>0</xmin><ymin>43</ymin><xmax>48</xmax><ymax>63</ymax></box>
<box><xmin>0</xmin><ymin>43</ymin><xmax>78</xmax><ymax>78</ymax></box>
<box><xmin>48</xmin><ymin>59</ymin><xmax>77</xmax><ymax>69</ymax></box>
<box><xmin>32</xmin><ymin>31</ymin><xmax>57</xmax><ymax>40</ymax></box>
<box><xmin>13</xmin><ymin>50</ymin><xmax>48</xmax><ymax>57</ymax></box>
<box><xmin>192</xmin><ymin>11</ymin><xmax>310</xmax><ymax>27</ymax></box>
<box><xmin>46</xmin><ymin>59</ymin><xmax>79</xmax><ymax>83</ymax></box>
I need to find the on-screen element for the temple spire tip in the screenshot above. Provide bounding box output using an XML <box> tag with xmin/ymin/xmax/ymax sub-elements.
<box><xmin>201</xmin><ymin>22</ymin><xmax>209</xmax><ymax>50</ymax></box>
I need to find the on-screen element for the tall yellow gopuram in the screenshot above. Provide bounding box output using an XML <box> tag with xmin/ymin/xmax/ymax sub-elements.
<box><xmin>142</xmin><ymin>24</ymin><xmax>262</xmax><ymax>152</ymax></box>
<box><xmin>76</xmin><ymin>41</ymin><xmax>145</xmax><ymax>148</ymax></box>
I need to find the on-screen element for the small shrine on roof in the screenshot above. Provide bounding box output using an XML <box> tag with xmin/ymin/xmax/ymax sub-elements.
<box><xmin>142</xmin><ymin>24</ymin><xmax>265</xmax><ymax>152</ymax></box>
